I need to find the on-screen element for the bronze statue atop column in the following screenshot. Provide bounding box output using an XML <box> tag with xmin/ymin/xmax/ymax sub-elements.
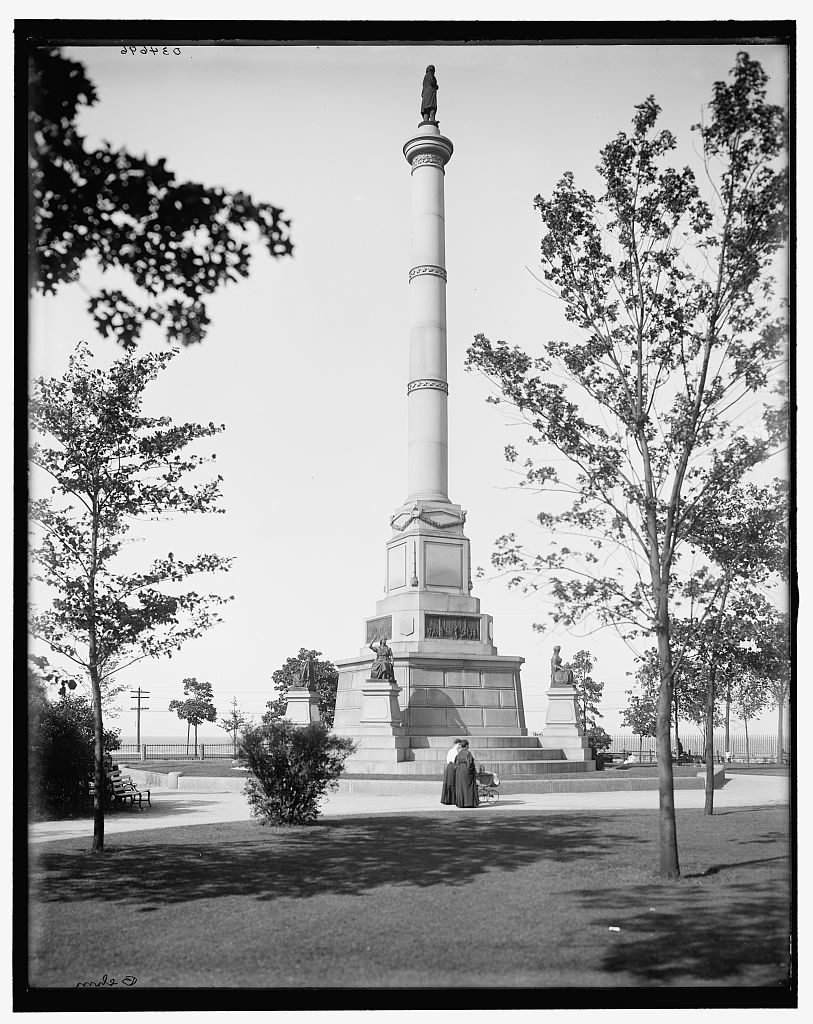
<box><xmin>421</xmin><ymin>65</ymin><xmax>438</xmax><ymax>122</ymax></box>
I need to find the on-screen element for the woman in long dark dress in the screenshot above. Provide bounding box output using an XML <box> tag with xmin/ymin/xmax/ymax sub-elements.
<box><xmin>454</xmin><ymin>740</ymin><xmax>480</xmax><ymax>808</ymax></box>
<box><xmin>440</xmin><ymin>739</ymin><xmax>460</xmax><ymax>805</ymax></box>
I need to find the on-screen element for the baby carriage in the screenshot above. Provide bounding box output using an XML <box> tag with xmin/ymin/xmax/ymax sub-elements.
<box><xmin>476</xmin><ymin>765</ymin><xmax>500</xmax><ymax>804</ymax></box>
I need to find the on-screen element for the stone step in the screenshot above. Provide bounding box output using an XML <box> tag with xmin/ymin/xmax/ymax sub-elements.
<box><xmin>343</xmin><ymin>758</ymin><xmax>594</xmax><ymax>776</ymax></box>
<box><xmin>407</xmin><ymin>746</ymin><xmax>563</xmax><ymax>761</ymax></box>
<box><xmin>407</xmin><ymin>735</ymin><xmax>543</xmax><ymax>749</ymax></box>
<box><xmin>474</xmin><ymin>760</ymin><xmax>595</xmax><ymax>776</ymax></box>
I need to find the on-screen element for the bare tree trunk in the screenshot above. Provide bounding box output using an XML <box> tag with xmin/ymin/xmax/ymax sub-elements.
<box><xmin>656</xmin><ymin>622</ymin><xmax>680</xmax><ymax>879</ymax></box>
<box><xmin>776</xmin><ymin>697</ymin><xmax>784</xmax><ymax>765</ymax></box>
<box><xmin>88</xmin><ymin>493</ymin><xmax>105</xmax><ymax>854</ymax></box>
<box><xmin>704</xmin><ymin>577</ymin><xmax>730</xmax><ymax>815</ymax></box>
<box><xmin>745</xmin><ymin>717</ymin><xmax>750</xmax><ymax>764</ymax></box>
<box><xmin>725</xmin><ymin>678</ymin><xmax>731</xmax><ymax>757</ymax></box>
<box><xmin>673</xmin><ymin>691</ymin><xmax>680</xmax><ymax>760</ymax></box>
<box><xmin>90</xmin><ymin>662</ymin><xmax>105</xmax><ymax>854</ymax></box>
<box><xmin>194</xmin><ymin>722</ymin><xmax>198</xmax><ymax>758</ymax></box>
<box><xmin>704</xmin><ymin>672</ymin><xmax>716</xmax><ymax>814</ymax></box>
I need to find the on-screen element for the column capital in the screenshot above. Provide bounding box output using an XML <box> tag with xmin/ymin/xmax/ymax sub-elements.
<box><xmin>403</xmin><ymin>124</ymin><xmax>453</xmax><ymax>168</ymax></box>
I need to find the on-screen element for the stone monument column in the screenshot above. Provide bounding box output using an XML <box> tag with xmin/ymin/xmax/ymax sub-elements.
<box><xmin>403</xmin><ymin>125</ymin><xmax>454</xmax><ymax>503</ymax></box>
<box><xmin>333</xmin><ymin>73</ymin><xmax>535</xmax><ymax>775</ymax></box>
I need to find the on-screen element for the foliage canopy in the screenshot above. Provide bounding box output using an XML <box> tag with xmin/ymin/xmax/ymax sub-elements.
<box><xmin>28</xmin><ymin>47</ymin><xmax>293</xmax><ymax>349</ymax></box>
<box><xmin>29</xmin><ymin>658</ymin><xmax>120</xmax><ymax>819</ymax></box>
<box><xmin>264</xmin><ymin>648</ymin><xmax>339</xmax><ymax>729</ymax></box>
<box><xmin>466</xmin><ymin>53</ymin><xmax>788</xmax><ymax>877</ymax></box>
<box><xmin>169</xmin><ymin>677</ymin><xmax>218</xmax><ymax>749</ymax></box>
<box><xmin>29</xmin><ymin>342</ymin><xmax>232</xmax><ymax>849</ymax></box>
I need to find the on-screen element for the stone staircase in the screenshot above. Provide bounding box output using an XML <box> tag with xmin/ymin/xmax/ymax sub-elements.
<box><xmin>344</xmin><ymin>734</ymin><xmax>596</xmax><ymax>776</ymax></box>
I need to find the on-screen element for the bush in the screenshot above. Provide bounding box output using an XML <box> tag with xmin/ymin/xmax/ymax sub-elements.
<box><xmin>239</xmin><ymin>720</ymin><xmax>356</xmax><ymax>826</ymax></box>
<box><xmin>29</xmin><ymin>682</ymin><xmax>120</xmax><ymax>819</ymax></box>
<box><xmin>586</xmin><ymin>725</ymin><xmax>613</xmax><ymax>752</ymax></box>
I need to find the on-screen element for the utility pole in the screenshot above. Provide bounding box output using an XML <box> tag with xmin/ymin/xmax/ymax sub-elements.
<box><xmin>130</xmin><ymin>687</ymin><xmax>150</xmax><ymax>748</ymax></box>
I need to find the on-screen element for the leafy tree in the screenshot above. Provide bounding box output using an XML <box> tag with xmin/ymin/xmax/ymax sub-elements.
<box><xmin>29</xmin><ymin>342</ymin><xmax>232</xmax><ymax>851</ymax></box>
<box><xmin>680</xmin><ymin>479</ymin><xmax>786</xmax><ymax>807</ymax></box>
<box><xmin>29</xmin><ymin>652</ymin><xmax>80</xmax><ymax>699</ymax></box>
<box><xmin>667</xmin><ymin>615</ymin><xmax>726</xmax><ymax>736</ymax></box>
<box><xmin>740</xmin><ymin>604</ymin><xmax>790</xmax><ymax>763</ymax></box>
<box><xmin>582</xmin><ymin>725</ymin><xmax>612</xmax><ymax>770</ymax></box>
<box><xmin>264</xmin><ymin>648</ymin><xmax>339</xmax><ymax>729</ymax></box>
<box><xmin>219</xmin><ymin>696</ymin><xmax>248</xmax><ymax>757</ymax></box>
<box><xmin>586</xmin><ymin>724</ymin><xmax>613</xmax><ymax>769</ymax></box>
<box><xmin>586</xmin><ymin>725</ymin><xmax>612</xmax><ymax>752</ymax></box>
<box><xmin>240</xmin><ymin>720</ymin><xmax>356</xmax><ymax>826</ymax></box>
<box><xmin>466</xmin><ymin>54</ymin><xmax>787</xmax><ymax>877</ymax></box>
<box><xmin>626</xmin><ymin>640</ymin><xmax>707</xmax><ymax>756</ymax></box>
<box><xmin>169</xmin><ymin>677</ymin><xmax>218</xmax><ymax>756</ymax></box>
<box><xmin>621</xmin><ymin>680</ymin><xmax>658</xmax><ymax>761</ymax></box>
<box><xmin>29</xmin><ymin>658</ymin><xmax>120</xmax><ymax>820</ymax></box>
<box><xmin>28</xmin><ymin>46</ymin><xmax>293</xmax><ymax>349</ymax></box>
<box><xmin>765</xmin><ymin>636</ymin><xmax>791</xmax><ymax>765</ymax></box>
<box><xmin>566</xmin><ymin>649</ymin><xmax>604</xmax><ymax>732</ymax></box>
<box><xmin>730</xmin><ymin>668</ymin><xmax>769</xmax><ymax>764</ymax></box>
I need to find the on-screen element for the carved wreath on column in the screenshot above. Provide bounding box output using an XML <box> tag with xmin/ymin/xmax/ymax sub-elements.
<box><xmin>407</xmin><ymin>378</ymin><xmax>449</xmax><ymax>395</ymax></box>
<box><xmin>410</xmin><ymin>153</ymin><xmax>446</xmax><ymax>170</ymax></box>
<box><xmin>409</xmin><ymin>265</ymin><xmax>447</xmax><ymax>282</ymax></box>
<box><xmin>390</xmin><ymin>506</ymin><xmax>466</xmax><ymax>531</ymax></box>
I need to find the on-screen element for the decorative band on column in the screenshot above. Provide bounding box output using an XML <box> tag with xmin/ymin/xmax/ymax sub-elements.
<box><xmin>407</xmin><ymin>378</ymin><xmax>449</xmax><ymax>395</ymax></box>
<box><xmin>408</xmin><ymin>265</ymin><xmax>447</xmax><ymax>283</ymax></box>
<box><xmin>410</xmin><ymin>153</ymin><xmax>446</xmax><ymax>173</ymax></box>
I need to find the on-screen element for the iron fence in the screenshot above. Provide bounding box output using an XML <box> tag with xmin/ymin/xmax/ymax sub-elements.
<box><xmin>111</xmin><ymin>742</ymin><xmax>240</xmax><ymax>761</ymax></box>
<box><xmin>604</xmin><ymin>731</ymin><xmax>790</xmax><ymax>763</ymax></box>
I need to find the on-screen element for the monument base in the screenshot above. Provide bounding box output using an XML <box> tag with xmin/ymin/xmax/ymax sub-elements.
<box><xmin>539</xmin><ymin>685</ymin><xmax>593</xmax><ymax>762</ymax></box>
<box><xmin>335</xmin><ymin>648</ymin><xmax>536</xmax><ymax>773</ymax></box>
<box><xmin>335</xmin><ymin>649</ymin><xmax>527</xmax><ymax>735</ymax></box>
<box><xmin>284</xmin><ymin>688</ymin><xmax>322</xmax><ymax>726</ymax></box>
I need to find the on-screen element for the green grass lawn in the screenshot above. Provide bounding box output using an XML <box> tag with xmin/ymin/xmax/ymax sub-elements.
<box><xmin>26</xmin><ymin>805</ymin><xmax>792</xmax><ymax>997</ymax></box>
<box><xmin>117</xmin><ymin>760</ymin><xmax>245</xmax><ymax>777</ymax></box>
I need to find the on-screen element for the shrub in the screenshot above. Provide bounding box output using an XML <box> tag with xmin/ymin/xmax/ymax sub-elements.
<box><xmin>586</xmin><ymin>725</ymin><xmax>613</xmax><ymax>752</ymax></box>
<box><xmin>239</xmin><ymin>720</ymin><xmax>356</xmax><ymax>826</ymax></box>
<box><xmin>586</xmin><ymin>726</ymin><xmax>613</xmax><ymax>771</ymax></box>
<box><xmin>29</xmin><ymin>680</ymin><xmax>120</xmax><ymax>819</ymax></box>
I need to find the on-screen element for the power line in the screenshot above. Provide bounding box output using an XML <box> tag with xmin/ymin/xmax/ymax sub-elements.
<box><xmin>130</xmin><ymin>687</ymin><xmax>150</xmax><ymax>748</ymax></box>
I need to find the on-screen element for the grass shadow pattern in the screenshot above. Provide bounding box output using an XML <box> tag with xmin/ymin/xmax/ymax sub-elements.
<box><xmin>28</xmin><ymin>807</ymin><xmax>791</xmax><ymax>989</ymax></box>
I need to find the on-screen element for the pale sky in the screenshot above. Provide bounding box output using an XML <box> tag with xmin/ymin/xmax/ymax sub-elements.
<box><xmin>28</xmin><ymin>36</ymin><xmax>790</xmax><ymax>741</ymax></box>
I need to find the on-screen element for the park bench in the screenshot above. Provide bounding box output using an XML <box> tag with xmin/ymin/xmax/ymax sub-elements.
<box><xmin>108</xmin><ymin>769</ymin><xmax>151</xmax><ymax>808</ymax></box>
<box><xmin>87</xmin><ymin>775</ymin><xmax>113</xmax><ymax>809</ymax></box>
<box><xmin>89</xmin><ymin>768</ymin><xmax>150</xmax><ymax>809</ymax></box>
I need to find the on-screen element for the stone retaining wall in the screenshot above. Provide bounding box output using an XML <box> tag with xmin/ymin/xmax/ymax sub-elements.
<box><xmin>120</xmin><ymin>765</ymin><xmax>726</xmax><ymax>797</ymax></box>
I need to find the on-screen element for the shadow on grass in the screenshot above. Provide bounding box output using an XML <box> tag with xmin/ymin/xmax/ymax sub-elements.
<box><xmin>684</xmin><ymin>855</ymin><xmax>788</xmax><ymax>877</ymax></box>
<box><xmin>31</xmin><ymin>813</ymin><xmax>642</xmax><ymax>908</ymax></box>
<box><xmin>29</xmin><ymin>808</ymin><xmax>791</xmax><ymax>987</ymax></box>
<box><xmin>577</xmin><ymin>876</ymin><xmax>791</xmax><ymax>985</ymax></box>
<box><xmin>31</xmin><ymin>796</ymin><xmax>244</xmax><ymax>829</ymax></box>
